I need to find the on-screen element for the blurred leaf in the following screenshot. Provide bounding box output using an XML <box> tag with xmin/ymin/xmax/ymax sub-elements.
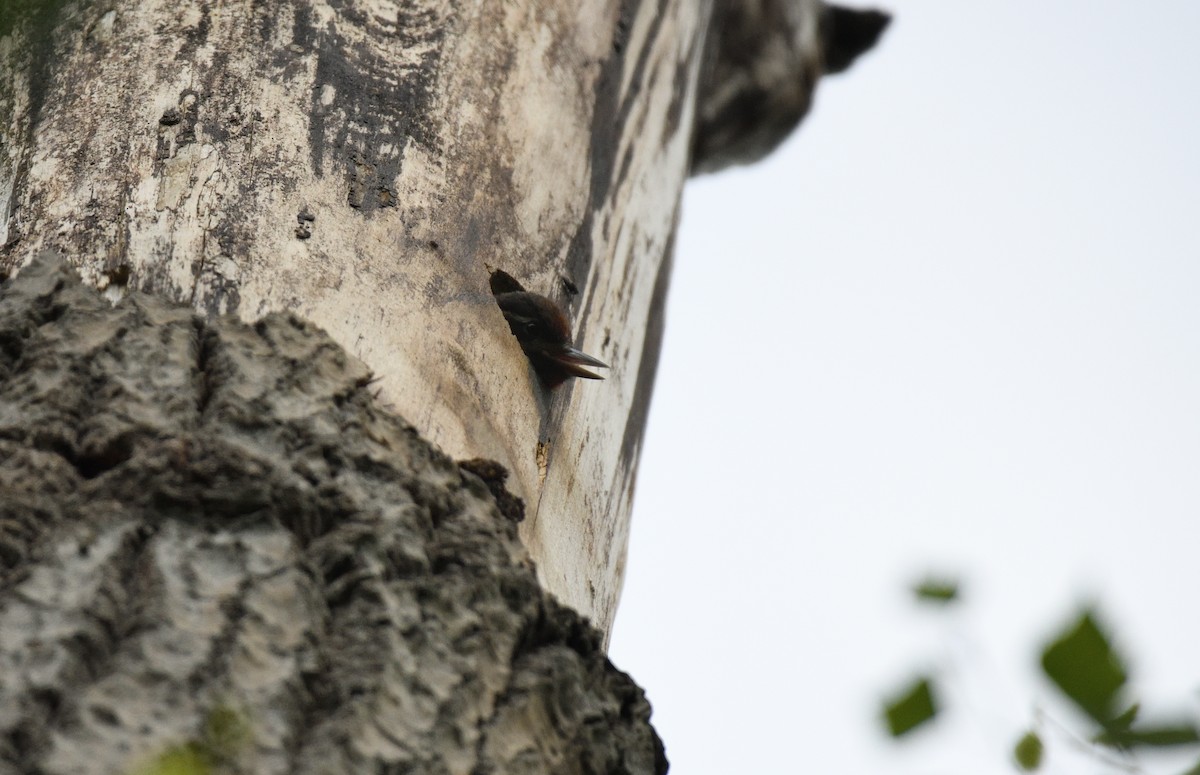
<box><xmin>1109</xmin><ymin>703</ymin><xmax>1140</xmax><ymax>731</ymax></box>
<box><xmin>203</xmin><ymin>704</ymin><xmax>250</xmax><ymax>757</ymax></box>
<box><xmin>1013</xmin><ymin>730</ymin><xmax>1044</xmax><ymax>771</ymax></box>
<box><xmin>134</xmin><ymin>744</ymin><xmax>210</xmax><ymax>775</ymax></box>
<box><xmin>1178</xmin><ymin>757</ymin><xmax>1200</xmax><ymax>775</ymax></box>
<box><xmin>913</xmin><ymin>577</ymin><xmax>960</xmax><ymax>604</ymax></box>
<box><xmin>1096</xmin><ymin>721</ymin><xmax>1200</xmax><ymax>749</ymax></box>
<box><xmin>1040</xmin><ymin>608</ymin><xmax>1127</xmax><ymax>724</ymax></box>
<box><xmin>131</xmin><ymin>705</ymin><xmax>248</xmax><ymax>775</ymax></box>
<box><xmin>883</xmin><ymin>676</ymin><xmax>938</xmax><ymax>737</ymax></box>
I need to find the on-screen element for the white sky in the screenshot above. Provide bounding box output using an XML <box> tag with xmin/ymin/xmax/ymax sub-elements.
<box><xmin>608</xmin><ymin>2</ymin><xmax>1200</xmax><ymax>773</ymax></box>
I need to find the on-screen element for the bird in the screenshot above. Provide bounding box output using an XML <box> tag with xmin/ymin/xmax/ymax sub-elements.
<box><xmin>489</xmin><ymin>269</ymin><xmax>608</xmax><ymax>388</ymax></box>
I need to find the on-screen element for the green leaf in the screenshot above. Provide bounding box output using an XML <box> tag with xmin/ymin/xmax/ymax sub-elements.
<box><xmin>1109</xmin><ymin>703</ymin><xmax>1140</xmax><ymax>731</ymax></box>
<box><xmin>203</xmin><ymin>705</ymin><xmax>250</xmax><ymax>757</ymax></box>
<box><xmin>913</xmin><ymin>577</ymin><xmax>960</xmax><ymax>604</ymax></box>
<box><xmin>883</xmin><ymin>676</ymin><xmax>938</xmax><ymax>737</ymax></box>
<box><xmin>133</xmin><ymin>744</ymin><xmax>211</xmax><ymax>775</ymax></box>
<box><xmin>1013</xmin><ymin>730</ymin><xmax>1044</xmax><ymax>771</ymax></box>
<box><xmin>1040</xmin><ymin>608</ymin><xmax>1127</xmax><ymax>724</ymax></box>
<box><xmin>1096</xmin><ymin>722</ymin><xmax>1200</xmax><ymax>749</ymax></box>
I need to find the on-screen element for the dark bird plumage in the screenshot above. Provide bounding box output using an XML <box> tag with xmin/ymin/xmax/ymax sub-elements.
<box><xmin>489</xmin><ymin>269</ymin><xmax>608</xmax><ymax>388</ymax></box>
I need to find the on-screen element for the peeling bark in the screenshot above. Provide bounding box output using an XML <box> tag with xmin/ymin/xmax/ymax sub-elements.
<box><xmin>0</xmin><ymin>253</ymin><xmax>666</xmax><ymax>775</ymax></box>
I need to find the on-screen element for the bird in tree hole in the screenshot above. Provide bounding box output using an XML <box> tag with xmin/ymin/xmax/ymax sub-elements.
<box><xmin>489</xmin><ymin>269</ymin><xmax>608</xmax><ymax>388</ymax></box>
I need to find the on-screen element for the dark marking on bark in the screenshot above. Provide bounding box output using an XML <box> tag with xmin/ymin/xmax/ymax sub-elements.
<box><xmin>4</xmin><ymin>689</ymin><xmax>60</xmax><ymax>769</ymax></box>
<box><xmin>1</xmin><ymin>0</ymin><xmax>72</xmax><ymax>255</ymax></box>
<box><xmin>137</xmin><ymin>251</ymin><xmax>187</xmax><ymax>303</ymax></box>
<box><xmin>289</xmin><ymin>3</ymin><xmax>314</xmax><ymax>50</ymax></box>
<box><xmin>177</xmin><ymin>2</ymin><xmax>212</xmax><ymax>56</ymax></box>
<box><xmin>195</xmin><ymin>221</ymin><xmax>244</xmax><ymax>318</ymax></box>
<box><xmin>200</xmin><ymin>52</ymin><xmax>233</xmax><ymax>144</ymax></box>
<box><xmin>615</xmin><ymin>144</ymin><xmax>635</xmax><ymax>196</ymax></box>
<box><xmin>611</xmin><ymin>5</ymin><xmax>633</xmax><ymax>55</ymax></box>
<box><xmin>153</xmin><ymin>132</ymin><xmax>172</xmax><ymax>160</ymax></box>
<box><xmin>104</xmin><ymin>263</ymin><xmax>131</xmax><ymax>289</ymax></box>
<box><xmin>194</xmin><ymin>318</ymin><xmax>216</xmax><ymax>417</ymax></box>
<box><xmin>619</xmin><ymin>223</ymin><xmax>674</xmax><ymax>474</ymax></box>
<box><xmin>345</xmin><ymin>150</ymin><xmax>366</xmax><ymax>208</ymax></box>
<box><xmin>174</xmin><ymin>90</ymin><xmax>201</xmax><ymax>148</ymax></box>
<box><xmin>566</xmin><ymin>0</ymin><xmax>670</xmax><ymax>295</ymax></box>
<box><xmin>458</xmin><ymin>458</ymin><xmax>526</xmax><ymax>524</ymax></box>
<box><xmin>89</xmin><ymin>704</ymin><xmax>119</xmax><ymax>727</ymax></box>
<box><xmin>7</xmin><ymin>0</ymin><xmax>70</xmax><ymax>130</ymax></box>
<box><xmin>295</xmin><ymin>208</ymin><xmax>315</xmax><ymax>239</ymax></box>
<box><xmin>303</xmin><ymin>5</ymin><xmax>445</xmax><ymax>216</ymax></box>
<box><xmin>72</xmin><ymin>433</ymin><xmax>136</xmax><ymax>480</ymax></box>
<box><xmin>660</xmin><ymin>32</ymin><xmax>699</xmax><ymax>147</ymax></box>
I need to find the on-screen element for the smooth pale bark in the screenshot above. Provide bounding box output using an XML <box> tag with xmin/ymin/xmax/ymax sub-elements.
<box><xmin>0</xmin><ymin>0</ymin><xmax>708</xmax><ymax>631</ymax></box>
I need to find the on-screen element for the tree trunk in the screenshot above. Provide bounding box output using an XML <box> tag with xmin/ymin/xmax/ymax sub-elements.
<box><xmin>0</xmin><ymin>0</ymin><xmax>886</xmax><ymax>771</ymax></box>
<box><xmin>0</xmin><ymin>252</ymin><xmax>666</xmax><ymax>774</ymax></box>
<box><xmin>0</xmin><ymin>0</ymin><xmax>709</xmax><ymax>630</ymax></box>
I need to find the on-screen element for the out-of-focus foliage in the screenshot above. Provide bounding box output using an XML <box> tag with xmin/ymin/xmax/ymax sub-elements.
<box><xmin>1040</xmin><ymin>609</ymin><xmax>1128</xmax><ymax>725</ymax></box>
<box><xmin>1041</xmin><ymin>609</ymin><xmax>1200</xmax><ymax>757</ymax></box>
<box><xmin>1013</xmin><ymin>730</ymin><xmax>1044</xmax><ymax>772</ymax></box>
<box><xmin>132</xmin><ymin>745</ymin><xmax>211</xmax><ymax>775</ymax></box>
<box><xmin>882</xmin><ymin>676</ymin><xmax>938</xmax><ymax>737</ymax></box>
<box><xmin>201</xmin><ymin>706</ymin><xmax>251</xmax><ymax>757</ymax></box>
<box><xmin>131</xmin><ymin>705</ymin><xmax>251</xmax><ymax>775</ymax></box>
<box><xmin>912</xmin><ymin>577</ymin><xmax>960</xmax><ymax>604</ymax></box>
<box><xmin>881</xmin><ymin>578</ymin><xmax>1200</xmax><ymax>774</ymax></box>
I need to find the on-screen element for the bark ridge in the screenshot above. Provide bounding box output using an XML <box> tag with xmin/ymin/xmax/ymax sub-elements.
<box><xmin>0</xmin><ymin>252</ymin><xmax>666</xmax><ymax>775</ymax></box>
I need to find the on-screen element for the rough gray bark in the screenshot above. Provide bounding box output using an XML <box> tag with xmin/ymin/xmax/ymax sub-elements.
<box><xmin>0</xmin><ymin>252</ymin><xmax>666</xmax><ymax>775</ymax></box>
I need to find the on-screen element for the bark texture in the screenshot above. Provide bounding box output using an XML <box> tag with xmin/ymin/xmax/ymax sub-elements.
<box><xmin>0</xmin><ymin>0</ymin><xmax>707</xmax><ymax>631</ymax></box>
<box><xmin>690</xmin><ymin>1</ymin><xmax>890</xmax><ymax>174</ymax></box>
<box><xmin>0</xmin><ymin>253</ymin><xmax>666</xmax><ymax>775</ymax></box>
<box><xmin>0</xmin><ymin>0</ymin><xmax>888</xmax><ymax>634</ymax></box>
